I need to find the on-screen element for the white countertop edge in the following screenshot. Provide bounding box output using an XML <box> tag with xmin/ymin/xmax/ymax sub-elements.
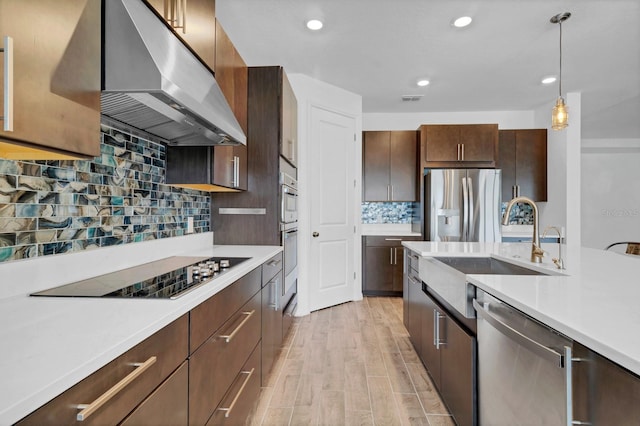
<box><xmin>0</xmin><ymin>244</ymin><xmax>281</xmax><ymax>425</ymax></box>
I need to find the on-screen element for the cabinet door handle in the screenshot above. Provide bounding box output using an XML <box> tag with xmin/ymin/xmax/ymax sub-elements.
<box><xmin>1</xmin><ymin>36</ymin><xmax>13</xmax><ymax>132</ymax></box>
<box><xmin>435</xmin><ymin>312</ymin><xmax>446</xmax><ymax>349</ymax></box>
<box><xmin>217</xmin><ymin>368</ymin><xmax>255</xmax><ymax>418</ymax></box>
<box><xmin>389</xmin><ymin>247</ymin><xmax>394</xmax><ymax>265</ymax></box>
<box><xmin>76</xmin><ymin>356</ymin><xmax>157</xmax><ymax>421</ymax></box>
<box><xmin>457</xmin><ymin>144</ymin><xmax>461</xmax><ymax>161</ymax></box>
<box><xmin>387</xmin><ymin>185</ymin><xmax>391</xmax><ymax>201</ymax></box>
<box><xmin>218</xmin><ymin>310</ymin><xmax>255</xmax><ymax>343</ymax></box>
<box><xmin>460</xmin><ymin>143</ymin><xmax>465</xmax><ymax>161</ymax></box>
<box><xmin>390</xmin><ymin>185</ymin><xmax>394</xmax><ymax>201</ymax></box>
<box><xmin>164</xmin><ymin>0</ymin><xmax>187</xmax><ymax>33</ymax></box>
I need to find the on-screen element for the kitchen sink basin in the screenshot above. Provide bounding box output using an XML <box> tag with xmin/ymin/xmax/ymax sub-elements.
<box><xmin>433</xmin><ymin>257</ymin><xmax>549</xmax><ymax>276</ymax></box>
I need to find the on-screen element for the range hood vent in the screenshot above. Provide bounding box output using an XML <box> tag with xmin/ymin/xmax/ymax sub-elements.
<box><xmin>102</xmin><ymin>0</ymin><xmax>246</xmax><ymax>146</ymax></box>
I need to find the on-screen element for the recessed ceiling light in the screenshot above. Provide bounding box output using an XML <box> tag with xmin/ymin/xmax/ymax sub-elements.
<box><xmin>453</xmin><ymin>16</ymin><xmax>473</xmax><ymax>28</ymax></box>
<box><xmin>306</xmin><ymin>19</ymin><xmax>323</xmax><ymax>31</ymax></box>
<box><xmin>417</xmin><ymin>79</ymin><xmax>430</xmax><ymax>87</ymax></box>
<box><xmin>542</xmin><ymin>76</ymin><xmax>557</xmax><ymax>84</ymax></box>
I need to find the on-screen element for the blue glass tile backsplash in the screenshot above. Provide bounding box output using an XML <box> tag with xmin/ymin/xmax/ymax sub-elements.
<box><xmin>501</xmin><ymin>202</ymin><xmax>534</xmax><ymax>225</ymax></box>
<box><xmin>361</xmin><ymin>202</ymin><xmax>413</xmax><ymax>224</ymax></box>
<box><xmin>0</xmin><ymin>124</ymin><xmax>210</xmax><ymax>263</ymax></box>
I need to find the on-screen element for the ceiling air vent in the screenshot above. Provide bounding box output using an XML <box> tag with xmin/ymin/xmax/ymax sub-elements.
<box><xmin>402</xmin><ymin>95</ymin><xmax>424</xmax><ymax>102</ymax></box>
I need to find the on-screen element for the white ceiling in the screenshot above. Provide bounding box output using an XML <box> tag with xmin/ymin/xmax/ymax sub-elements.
<box><xmin>216</xmin><ymin>0</ymin><xmax>640</xmax><ymax>139</ymax></box>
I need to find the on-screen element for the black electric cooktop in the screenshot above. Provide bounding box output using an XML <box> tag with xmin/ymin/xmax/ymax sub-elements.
<box><xmin>31</xmin><ymin>256</ymin><xmax>250</xmax><ymax>299</ymax></box>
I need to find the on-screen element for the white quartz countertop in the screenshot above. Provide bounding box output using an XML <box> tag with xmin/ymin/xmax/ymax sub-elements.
<box><xmin>403</xmin><ymin>241</ymin><xmax>640</xmax><ymax>376</ymax></box>
<box><xmin>0</xmin><ymin>242</ymin><xmax>281</xmax><ymax>425</ymax></box>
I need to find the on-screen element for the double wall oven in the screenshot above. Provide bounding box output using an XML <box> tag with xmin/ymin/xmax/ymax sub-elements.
<box><xmin>280</xmin><ymin>171</ymin><xmax>298</xmax><ymax>303</ymax></box>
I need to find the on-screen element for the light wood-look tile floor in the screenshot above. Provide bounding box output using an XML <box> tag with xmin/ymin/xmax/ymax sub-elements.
<box><xmin>251</xmin><ymin>297</ymin><xmax>456</xmax><ymax>426</ymax></box>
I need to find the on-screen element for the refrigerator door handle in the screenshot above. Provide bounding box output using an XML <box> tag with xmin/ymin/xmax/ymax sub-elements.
<box><xmin>467</xmin><ymin>176</ymin><xmax>475</xmax><ymax>240</ymax></box>
<box><xmin>462</xmin><ymin>176</ymin><xmax>469</xmax><ymax>241</ymax></box>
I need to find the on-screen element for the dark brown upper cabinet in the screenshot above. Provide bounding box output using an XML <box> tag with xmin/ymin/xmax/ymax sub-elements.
<box><xmin>144</xmin><ymin>0</ymin><xmax>216</xmax><ymax>72</ymax></box>
<box><xmin>0</xmin><ymin>0</ymin><xmax>101</xmax><ymax>160</ymax></box>
<box><xmin>363</xmin><ymin>130</ymin><xmax>418</xmax><ymax>202</ymax></box>
<box><xmin>498</xmin><ymin>129</ymin><xmax>547</xmax><ymax>202</ymax></box>
<box><xmin>281</xmin><ymin>72</ymin><xmax>298</xmax><ymax>167</ymax></box>
<box><xmin>419</xmin><ymin>124</ymin><xmax>498</xmax><ymax>168</ymax></box>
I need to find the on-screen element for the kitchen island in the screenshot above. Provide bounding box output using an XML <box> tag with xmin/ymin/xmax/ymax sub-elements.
<box><xmin>403</xmin><ymin>240</ymin><xmax>640</xmax><ymax>376</ymax></box>
<box><xmin>0</xmin><ymin>233</ymin><xmax>281</xmax><ymax>425</ymax></box>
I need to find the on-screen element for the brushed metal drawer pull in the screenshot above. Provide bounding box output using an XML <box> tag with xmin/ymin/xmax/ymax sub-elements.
<box><xmin>76</xmin><ymin>356</ymin><xmax>157</xmax><ymax>421</ymax></box>
<box><xmin>218</xmin><ymin>310</ymin><xmax>255</xmax><ymax>343</ymax></box>
<box><xmin>217</xmin><ymin>367</ymin><xmax>255</xmax><ymax>418</ymax></box>
<box><xmin>267</xmin><ymin>259</ymin><xmax>282</xmax><ymax>267</ymax></box>
<box><xmin>1</xmin><ymin>36</ymin><xmax>14</xmax><ymax>131</ymax></box>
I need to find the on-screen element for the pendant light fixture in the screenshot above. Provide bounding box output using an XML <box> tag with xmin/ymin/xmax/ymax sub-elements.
<box><xmin>550</xmin><ymin>12</ymin><xmax>571</xmax><ymax>130</ymax></box>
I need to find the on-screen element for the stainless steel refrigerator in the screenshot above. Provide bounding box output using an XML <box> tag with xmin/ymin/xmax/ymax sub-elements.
<box><xmin>425</xmin><ymin>169</ymin><xmax>502</xmax><ymax>242</ymax></box>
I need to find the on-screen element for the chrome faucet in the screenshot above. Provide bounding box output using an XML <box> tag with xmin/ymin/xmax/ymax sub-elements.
<box><xmin>502</xmin><ymin>196</ymin><xmax>544</xmax><ymax>263</ymax></box>
<box><xmin>542</xmin><ymin>226</ymin><xmax>565</xmax><ymax>269</ymax></box>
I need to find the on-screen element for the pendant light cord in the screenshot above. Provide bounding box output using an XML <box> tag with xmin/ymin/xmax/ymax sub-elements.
<box><xmin>559</xmin><ymin>21</ymin><xmax>563</xmax><ymax>97</ymax></box>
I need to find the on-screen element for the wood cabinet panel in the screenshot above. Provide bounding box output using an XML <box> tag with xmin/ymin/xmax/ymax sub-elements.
<box><xmin>206</xmin><ymin>342</ymin><xmax>262</xmax><ymax>426</ymax></box>
<box><xmin>498</xmin><ymin>129</ymin><xmax>547</xmax><ymax>202</ymax></box>
<box><xmin>144</xmin><ymin>0</ymin><xmax>216</xmax><ymax>71</ymax></box>
<box><xmin>420</xmin><ymin>124</ymin><xmax>498</xmax><ymax>167</ymax></box>
<box><xmin>440</xmin><ymin>313</ymin><xmax>476</xmax><ymax>426</ymax></box>
<box><xmin>212</xmin><ymin>66</ymin><xmax>296</xmax><ymax>245</ymax></box>
<box><xmin>261</xmin><ymin>270</ymin><xmax>283</xmax><ymax>386</ymax></box>
<box><xmin>189</xmin><ymin>290</ymin><xmax>262</xmax><ymax>426</ymax></box>
<box><xmin>363</xmin><ymin>132</ymin><xmax>391</xmax><ymax>201</ymax></box>
<box><xmin>421</xmin><ymin>292</ymin><xmax>442</xmax><ymax>389</ymax></box>
<box><xmin>362</xmin><ymin>236</ymin><xmax>421</xmax><ymax>296</ymax></box>
<box><xmin>363</xmin><ymin>131</ymin><xmax>417</xmax><ymax>201</ymax></box>
<box><xmin>190</xmin><ymin>266</ymin><xmax>262</xmax><ymax>353</ymax></box>
<box><xmin>390</xmin><ymin>131</ymin><xmax>419</xmax><ymax>201</ymax></box>
<box><xmin>0</xmin><ymin>0</ymin><xmax>101</xmax><ymax>159</ymax></box>
<box><xmin>120</xmin><ymin>361</ymin><xmax>188</xmax><ymax>426</ymax></box>
<box><xmin>281</xmin><ymin>72</ymin><xmax>298</xmax><ymax>166</ymax></box>
<box><xmin>16</xmin><ymin>315</ymin><xmax>188</xmax><ymax>426</ymax></box>
<box><xmin>215</xmin><ymin>20</ymin><xmax>248</xmax><ymax>134</ymax></box>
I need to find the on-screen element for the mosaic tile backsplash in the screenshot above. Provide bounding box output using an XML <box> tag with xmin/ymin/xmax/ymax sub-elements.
<box><xmin>0</xmin><ymin>125</ymin><xmax>210</xmax><ymax>263</ymax></box>
<box><xmin>361</xmin><ymin>202</ymin><xmax>414</xmax><ymax>224</ymax></box>
<box><xmin>501</xmin><ymin>202</ymin><xmax>534</xmax><ymax>225</ymax></box>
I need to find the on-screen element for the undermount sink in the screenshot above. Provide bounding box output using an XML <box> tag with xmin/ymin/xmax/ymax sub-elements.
<box><xmin>433</xmin><ymin>257</ymin><xmax>549</xmax><ymax>276</ymax></box>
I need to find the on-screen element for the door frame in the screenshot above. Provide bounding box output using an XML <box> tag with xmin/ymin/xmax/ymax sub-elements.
<box><xmin>289</xmin><ymin>75</ymin><xmax>363</xmax><ymax>316</ymax></box>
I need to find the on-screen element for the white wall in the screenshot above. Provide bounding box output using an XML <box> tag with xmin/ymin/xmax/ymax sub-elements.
<box><xmin>363</xmin><ymin>111</ymin><xmax>535</xmax><ymax>131</ymax></box>
<box><xmin>581</xmin><ymin>138</ymin><xmax>640</xmax><ymax>250</ymax></box>
<box><xmin>287</xmin><ymin>73</ymin><xmax>363</xmax><ymax>316</ymax></box>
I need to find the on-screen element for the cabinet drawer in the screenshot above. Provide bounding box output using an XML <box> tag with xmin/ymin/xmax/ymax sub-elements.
<box><xmin>17</xmin><ymin>315</ymin><xmax>188</xmax><ymax>426</ymax></box>
<box><xmin>190</xmin><ymin>267</ymin><xmax>261</xmax><ymax>353</ymax></box>
<box><xmin>364</xmin><ymin>235</ymin><xmax>422</xmax><ymax>247</ymax></box>
<box><xmin>207</xmin><ymin>341</ymin><xmax>262</xmax><ymax>426</ymax></box>
<box><xmin>262</xmin><ymin>252</ymin><xmax>283</xmax><ymax>287</ymax></box>
<box><xmin>189</xmin><ymin>290</ymin><xmax>262</xmax><ymax>426</ymax></box>
<box><xmin>120</xmin><ymin>361</ymin><xmax>188</xmax><ymax>426</ymax></box>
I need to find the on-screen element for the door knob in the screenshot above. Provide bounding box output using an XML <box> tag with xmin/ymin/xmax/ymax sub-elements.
<box><xmin>312</xmin><ymin>232</ymin><xmax>319</xmax><ymax>237</ymax></box>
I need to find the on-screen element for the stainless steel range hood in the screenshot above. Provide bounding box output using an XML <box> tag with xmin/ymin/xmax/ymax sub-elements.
<box><xmin>101</xmin><ymin>0</ymin><xmax>246</xmax><ymax>146</ymax></box>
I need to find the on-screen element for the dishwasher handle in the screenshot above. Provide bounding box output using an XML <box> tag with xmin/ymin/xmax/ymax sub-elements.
<box><xmin>473</xmin><ymin>299</ymin><xmax>565</xmax><ymax>367</ymax></box>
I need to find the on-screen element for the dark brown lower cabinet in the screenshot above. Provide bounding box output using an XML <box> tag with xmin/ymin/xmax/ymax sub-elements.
<box><xmin>412</xmin><ymin>284</ymin><xmax>476</xmax><ymax>426</ymax></box>
<box><xmin>363</xmin><ymin>235</ymin><xmax>422</xmax><ymax>296</ymax></box>
<box><xmin>573</xmin><ymin>342</ymin><xmax>640</xmax><ymax>425</ymax></box>
<box><xmin>120</xmin><ymin>361</ymin><xmax>188</xmax><ymax>426</ymax></box>
<box><xmin>206</xmin><ymin>342</ymin><xmax>262</xmax><ymax>425</ymax></box>
<box><xmin>189</xmin><ymin>290</ymin><xmax>262</xmax><ymax>425</ymax></box>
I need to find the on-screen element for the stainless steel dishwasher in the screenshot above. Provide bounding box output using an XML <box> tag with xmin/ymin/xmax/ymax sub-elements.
<box><xmin>474</xmin><ymin>289</ymin><xmax>574</xmax><ymax>425</ymax></box>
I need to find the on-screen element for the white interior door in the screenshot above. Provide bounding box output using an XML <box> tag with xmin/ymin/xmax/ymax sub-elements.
<box><xmin>308</xmin><ymin>105</ymin><xmax>356</xmax><ymax>312</ymax></box>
